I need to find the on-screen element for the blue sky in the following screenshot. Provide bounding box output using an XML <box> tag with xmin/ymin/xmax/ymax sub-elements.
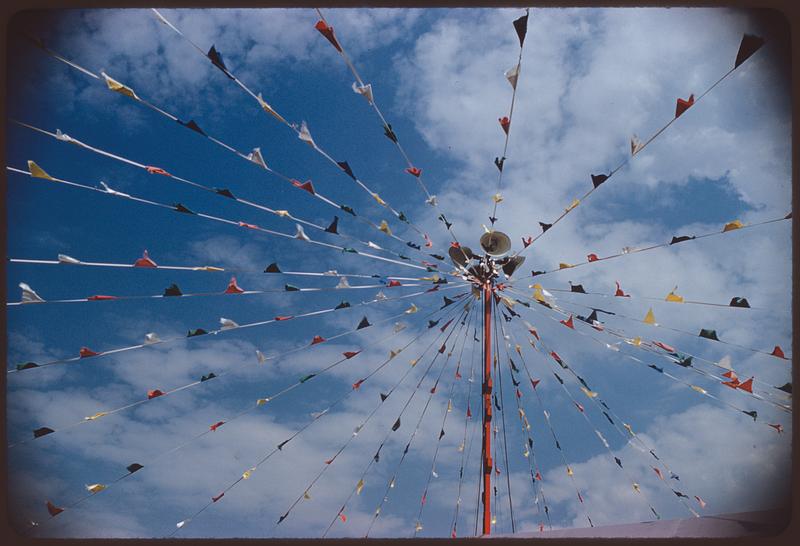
<box><xmin>4</xmin><ymin>7</ymin><xmax>792</xmax><ymax>538</ymax></box>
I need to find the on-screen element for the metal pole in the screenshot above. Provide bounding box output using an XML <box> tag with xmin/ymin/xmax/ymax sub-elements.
<box><xmin>481</xmin><ymin>281</ymin><xmax>493</xmax><ymax>535</ymax></box>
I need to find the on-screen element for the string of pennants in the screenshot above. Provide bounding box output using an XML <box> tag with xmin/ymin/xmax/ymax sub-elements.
<box><xmin>504</xmin><ymin>285</ymin><xmax>790</xmax><ymax>408</ymax></box>
<box><xmin>518</xmin><ymin>213</ymin><xmax>790</xmax><ymax>281</ymax></box>
<box><xmin>313</xmin><ymin>8</ymin><xmax>469</xmax><ymax>250</ymax></box>
<box><xmin>503</xmin><ymin>286</ymin><xmax>787</xmax><ymax>432</ymax></box>
<box><xmin>8</xmin><ymin>254</ymin><xmax>435</xmax><ymax>282</ymax></box>
<box><xmin>23</xmin><ymin>34</ymin><xmax>448</xmax><ymax>262</ymax></box>
<box><xmin>270</xmin><ymin>304</ymin><xmax>473</xmax><ymax>533</ymax></box>
<box><xmin>503</xmin><ymin>307</ymin><xmax>704</xmax><ymax>519</ymax></box>
<box><xmin>11</xmin><ymin>120</ymin><xmax>443</xmax><ymax>269</ymax></box>
<box><xmin>11</xmin><ymin>296</ymin><xmax>465</xmax><ymax>452</ymax></box>
<box><xmin>508</xmin><ymin>33</ymin><xmax>766</xmax><ymax>256</ymax></box>
<box><xmin>8</xmin><ymin>283</ymin><xmax>465</xmax><ymax>377</ymax></box>
<box><xmin>6</xmin><ymin>164</ymin><xmax>441</xmax><ymax>274</ymax></box>
<box><xmin>517</xmin><ymin>283</ymin><xmax>790</xmax><ymax>362</ymax></box>
<box><xmin>148</xmin><ymin>9</ymin><xmax>441</xmax><ymax>253</ymax></box>
<box><xmin>362</xmin><ymin>307</ymin><xmax>478</xmax><ymax>537</ymax></box>
<box><xmin>490</xmin><ymin>10</ymin><xmax>529</xmax><ymax>227</ymax></box>
<box><xmin>29</xmin><ymin>295</ymin><xmax>468</xmax><ymax>535</ymax></box>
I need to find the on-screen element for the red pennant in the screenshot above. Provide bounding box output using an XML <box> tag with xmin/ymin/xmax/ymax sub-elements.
<box><xmin>440</xmin><ymin>319</ymin><xmax>454</xmax><ymax>332</ymax></box>
<box><xmin>339</xmin><ymin>513</ymin><xmax>347</xmax><ymax>523</ymax></box>
<box><xmin>134</xmin><ymin>250</ymin><xmax>157</xmax><ymax>268</ymax></box>
<box><xmin>499</xmin><ymin>116</ymin><xmax>511</xmax><ymax>134</ymax></box>
<box><xmin>424</xmin><ymin>233</ymin><xmax>433</xmax><ymax>248</ymax></box>
<box><xmin>452</xmin><ymin>529</ymin><xmax>457</xmax><ymax>539</ymax></box>
<box><xmin>238</xmin><ymin>221</ymin><xmax>259</xmax><ymax>230</ymax></box>
<box><xmin>291</xmin><ymin>179</ymin><xmax>316</xmax><ymax>195</ymax></box>
<box><xmin>210</xmin><ymin>421</ymin><xmax>225</xmax><ymax>431</ymax></box>
<box><xmin>495</xmin><ymin>465</ymin><xmax>501</xmax><ymax>475</ymax></box>
<box><xmin>550</xmin><ymin>351</ymin><xmax>563</xmax><ymax>364</ymax></box>
<box><xmin>534</xmin><ymin>471</ymin><xmax>542</xmax><ymax>480</ymax></box>
<box><xmin>768</xmin><ymin>423</ymin><xmax>784</xmax><ymax>434</ymax></box>
<box><xmin>450</xmin><ymin>241</ymin><xmax>461</xmax><ymax>248</ymax></box>
<box><xmin>578</xmin><ymin>492</ymin><xmax>584</xmax><ymax>503</ymax></box>
<box><xmin>771</xmin><ymin>345</ymin><xmax>786</xmax><ymax>359</ymax></box>
<box><xmin>275</xmin><ymin>315</ymin><xmax>293</xmax><ymax>321</ymax></box>
<box><xmin>315</xmin><ymin>20</ymin><xmax>342</xmax><ymax>52</ymax></box>
<box><xmin>675</xmin><ymin>93</ymin><xmax>695</xmax><ymax>117</ymax></box>
<box><xmin>736</xmin><ymin>377</ymin><xmax>754</xmax><ymax>393</ymax></box>
<box><xmin>722</xmin><ymin>379</ymin><xmax>740</xmax><ymax>389</ymax></box>
<box><xmin>587</xmin><ymin>253</ymin><xmax>599</xmax><ymax>262</ymax></box>
<box><xmin>652</xmin><ymin>467</ymin><xmax>664</xmax><ymax>480</ymax></box>
<box><xmin>387</xmin><ymin>280</ymin><xmax>402</xmax><ymax>287</ymax></box>
<box><xmin>426</xmin><ymin>285</ymin><xmax>440</xmax><ymax>293</ymax></box>
<box><xmin>522</xmin><ymin>236</ymin><xmax>533</xmax><ymax>248</ymax></box>
<box><xmin>653</xmin><ymin>341</ymin><xmax>676</xmax><ymax>352</ymax></box>
<box><xmin>343</xmin><ymin>351</ymin><xmax>361</xmax><ymax>359</ymax></box>
<box><xmin>46</xmin><ymin>500</ymin><xmax>64</xmax><ymax>517</ymax></box>
<box><xmin>325</xmin><ymin>458</ymin><xmax>334</xmax><ymax>464</ymax></box>
<box><xmin>455</xmin><ymin>369</ymin><xmax>462</xmax><ymax>379</ymax></box>
<box><xmin>212</xmin><ymin>492</ymin><xmax>224</xmax><ymax>502</ymax></box>
<box><xmin>574</xmin><ymin>402</ymin><xmax>584</xmax><ymax>413</ymax></box>
<box><xmin>438</xmin><ymin>343</ymin><xmax>446</xmax><ymax>354</ymax></box>
<box><xmin>560</xmin><ymin>315</ymin><xmax>575</xmax><ymax>329</ymax></box>
<box><xmin>539</xmin><ymin>523</ymin><xmax>544</xmax><ymax>532</ymax></box>
<box><xmin>145</xmin><ymin>166</ymin><xmax>171</xmax><ymax>176</ymax></box>
<box><xmin>87</xmin><ymin>295</ymin><xmax>117</xmax><ymax>301</ymax></box>
<box><xmin>528</xmin><ymin>326</ymin><xmax>539</xmax><ymax>340</ymax></box>
<box><xmin>148</xmin><ymin>389</ymin><xmax>164</xmax><ymax>399</ymax></box>
<box><xmin>311</xmin><ymin>335</ymin><xmax>326</xmax><ymax>345</ymax></box>
<box><xmin>530</xmin><ymin>378</ymin><xmax>540</xmax><ymax>389</ymax></box>
<box><xmin>352</xmin><ymin>379</ymin><xmax>365</xmax><ymax>390</ymax></box>
<box><xmin>614</xmin><ymin>281</ymin><xmax>629</xmax><ymax>297</ymax></box>
<box><xmin>516</xmin><ymin>388</ymin><xmax>522</xmax><ymax>398</ymax></box>
<box><xmin>225</xmin><ymin>276</ymin><xmax>244</xmax><ymax>294</ymax></box>
<box><xmin>79</xmin><ymin>347</ymin><xmax>100</xmax><ymax>358</ymax></box>
<box><xmin>467</xmin><ymin>404</ymin><xmax>472</xmax><ymax>418</ymax></box>
<box><xmin>722</xmin><ymin>370</ymin><xmax>738</xmax><ymax>380</ymax></box>
<box><xmin>430</xmin><ymin>385</ymin><xmax>437</xmax><ymax>394</ymax></box>
<box><xmin>405</xmin><ymin>167</ymin><xmax>422</xmax><ymax>177</ymax></box>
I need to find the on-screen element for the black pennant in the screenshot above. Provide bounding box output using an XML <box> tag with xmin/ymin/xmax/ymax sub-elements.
<box><xmin>380</xmin><ymin>392</ymin><xmax>388</xmax><ymax>402</ymax></box>
<box><xmin>614</xmin><ymin>457</ymin><xmax>623</xmax><ymax>468</ymax></box>
<box><xmin>392</xmin><ymin>418</ymin><xmax>401</xmax><ymax>431</ymax></box>
<box><xmin>407</xmin><ymin>241</ymin><xmax>421</xmax><ymax>250</ymax></box>
<box><xmin>325</xmin><ymin>216</ymin><xmax>339</xmax><ymax>234</ymax></box>
<box><xmin>729</xmin><ymin>297</ymin><xmax>750</xmax><ymax>308</ymax></box>
<box><xmin>539</xmin><ymin>221</ymin><xmax>552</xmax><ymax>233</ymax></box>
<box><xmin>277</xmin><ymin>439</ymin><xmax>289</xmax><ymax>450</ymax></box>
<box><xmin>33</xmin><ymin>427</ymin><xmax>54</xmax><ymax>438</ymax></box>
<box><xmin>335</xmin><ymin>300</ymin><xmax>351</xmax><ymax>310</ymax></box>
<box><xmin>494</xmin><ymin>156</ymin><xmax>505</xmax><ymax>172</ymax></box>
<box><xmin>383</xmin><ymin>123</ymin><xmax>398</xmax><ymax>143</ymax></box>
<box><xmin>178</xmin><ymin>119</ymin><xmax>206</xmax><ymax>136</ymax></box>
<box><xmin>174</xmin><ymin>203</ymin><xmax>195</xmax><ymax>214</ymax></box>
<box><xmin>164</xmin><ymin>283</ymin><xmax>183</xmax><ymax>297</ymax></box>
<box><xmin>264</xmin><ymin>262</ymin><xmax>281</xmax><ymax>273</ymax></box>
<box><xmin>513</xmin><ymin>13</ymin><xmax>529</xmax><ymax>47</ymax></box>
<box><xmin>340</xmin><ymin>204</ymin><xmax>356</xmax><ymax>216</ymax></box>
<box><xmin>357</xmin><ymin>316</ymin><xmax>371</xmax><ymax>329</ymax></box>
<box><xmin>187</xmin><ymin>328</ymin><xmax>208</xmax><ymax>337</ymax></box>
<box><xmin>735</xmin><ymin>34</ymin><xmax>765</xmax><ymax>68</ymax></box>
<box><xmin>200</xmin><ymin>373</ymin><xmax>217</xmax><ymax>382</ymax></box>
<box><xmin>670</xmin><ymin>235</ymin><xmax>695</xmax><ymax>245</ymax></box>
<box><xmin>602</xmin><ymin>411</ymin><xmax>614</xmax><ymax>425</ymax></box>
<box><xmin>591</xmin><ymin>173</ymin><xmax>608</xmax><ymax>188</ymax></box>
<box><xmin>215</xmin><ymin>188</ymin><xmax>235</xmax><ymax>199</ymax></box>
<box><xmin>207</xmin><ymin>45</ymin><xmax>234</xmax><ymax>79</ymax></box>
<box><xmin>699</xmin><ymin>328</ymin><xmax>719</xmax><ymax>341</ymax></box>
<box><xmin>127</xmin><ymin>463</ymin><xmax>144</xmax><ymax>474</ymax></box>
<box><xmin>570</xmin><ymin>283</ymin><xmax>586</xmax><ymax>293</ymax></box>
<box><xmin>337</xmin><ymin>161</ymin><xmax>356</xmax><ymax>180</ymax></box>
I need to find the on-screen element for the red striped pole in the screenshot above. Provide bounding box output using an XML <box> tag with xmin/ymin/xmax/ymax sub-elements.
<box><xmin>482</xmin><ymin>281</ymin><xmax>493</xmax><ymax>535</ymax></box>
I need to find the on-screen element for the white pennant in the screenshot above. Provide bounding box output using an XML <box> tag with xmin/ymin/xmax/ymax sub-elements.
<box><xmin>256</xmin><ymin>350</ymin><xmax>267</xmax><ymax>364</ymax></box>
<box><xmin>504</xmin><ymin>64</ymin><xmax>520</xmax><ymax>89</ymax></box>
<box><xmin>295</xmin><ymin>224</ymin><xmax>310</xmax><ymax>241</ymax></box>
<box><xmin>351</xmin><ymin>81</ymin><xmax>374</xmax><ymax>104</ymax></box>
<box><xmin>57</xmin><ymin>253</ymin><xmax>81</xmax><ymax>264</ymax></box>
<box><xmin>220</xmin><ymin>317</ymin><xmax>239</xmax><ymax>330</ymax></box>
<box><xmin>100</xmin><ymin>180</ymin><xmax>131</xmax><ymax>199</ymax></box>
<box><xmin>337</xmin><ymin>276</ymin><xmax>351</xmax><ymax>289</ymax></box>
<box><xmin>298</xmin><ymin>121</ymin><xmax>315</xmax><ymax>148</ymax></box>
<box><xmin>144</xmin><ymin>332</ymin><xmax>161</xmax><ymax>344</ymax></box>
<box><xmin>246</xmin><ymin>147</ymin><xmax>268</xmax><ymax>169</ymax></box>
<box><xmin>19</xmin><ymin>282</ymin><xmax>45</xmax><ymax>304</ymax></box>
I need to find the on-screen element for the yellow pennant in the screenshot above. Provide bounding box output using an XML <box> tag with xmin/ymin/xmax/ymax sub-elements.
<box><xmin>85</xmin><ymin>483</ymin><xmax>106</xmax><ymax>494</ymax></box>
<box><xmin>256</xmin><ymin>92</ymin><xmax>288</xmax><ymax>124</ymax></box>
<box><xmin>566</xmin><ymin>466</ymin><xmax>574</xmax><ymax>476</ymax></box>
<box><xmin>389</xmin><ymin>349</ymin><xmax>399</xmax><ymax>359</ymax></box>
<box><xmin>643</xmin><ymin>308</ymin><xmax>657</xmax><ymax>325</ymax></box>
<box><xmin>665</xmin><ymin>287</ymin><xmax>684</xmax><ymax>303</ymax></box>
<box><xmin>256</xmin><ymin>398</ymin><xmax>269</xmax><ymax>406</ymax></box>
<box><xmin>565</xmin><ymin>198</ymin><xmax>580</xmax><ymax>212</ymax></box>
<box><xmin>28</xmin><ymin>160</ymin><xmax>54</xmax><ymax>180</ymax></box>
<box><xmin>722</xmin><ymin>219</ymin><xmax>744</xmax><ymax>232</ymax></box>
<box><xmin>405</xmin><ymin>303</ymin><xmax>419</xmax><ymax>314</ymax></box>
<box><xmin>447</xmin><ymin>399</ymin><xmax>453</xmax><ymax>412</ymax></box>
<box><xmin>518</xmin><ymin>408</ymin><xmax>525</xmax><ymax>419</ymax></box>
<box><xmin>102</xmin><ymin>72</ymin><xmax>139</xmax><ymax>100</ymax></box>
<box><xmin>275</xmin><ymin>210</ymin><xmax>290</xmax><ymax>217</ymax></box>
<box><xmin>501</xmin><ymin>296</ymin><xmax>515</xmax><ymax>308</ymax></box>
<box><xmin>193</xmin><ymin>266</ymin><xmax>225</xmax><ymax>271</ymax></box>
<box><xmin>372</xmin><ymin>193</ymin><xmax>386</xmax><ymax>206</ymax></box>
<box><xmin>559</xmin><ymin>263</ymin><xmax>573</xmax><ymax>269</ymax></box>
<box><xmin>515</xmin><ymin>344</ymin><xmax>522</xmax><ymax>355</ymax></box>
<box><xmin>410</xmin><ymin>359</ymin><xmax>418</xmax><ymax>367</ymax></box>
<box><xmin>492</xmin><ymin>193</ymin><xmax>504</xmax><ymax>203</ymax></box>
<box><xmin>632</xmin><ymin>482</ymin><xmax>641</xmax><ymax>493</ymax></box>
<box><xmin>532</xmin><ymin>283</ymin><xmax>545</xmax><ymax>302</ymax></box>
<box><xmin>580</xmin><ymin>386</ymin><xmax>598</xmax><ymax>398</ymax></box>
<box><xmin>356</xmin><ymin>479</ymin><xmax>365</xmax><ymax>495</ymax></box>
<box><xmin>378</xmin><ymin>220</ymin><xmax>392</xmax><ymax>236</ymax></box>
<box><xmin>691</xmin><ymin>385</ymin><xmax>707</xmax><ymax>395</ymax></box>
<box><xmin>304</xmin><ymin>491</ymin><xmax>311</xmax><ymax>500</ymax></box>
<box><xmin>623</xmin><ymin>423</ymin><xmax>634</xmax><ymax>436</ymax></box>
<box><xmin>242</xmin><ymin>468</ymin><xmax>255</xmax><ymax>480</ymax></box>
<box><xmin>84</xmin><ymin>412</ymin><xmax>108</xmax><ymax>421</ymax></box>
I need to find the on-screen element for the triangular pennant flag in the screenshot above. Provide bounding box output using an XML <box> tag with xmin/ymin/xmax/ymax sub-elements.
<box><xmin>735</xmin><ymin>34</ymin><xmax>764</xmax><ymax>68</ymax></box>
<box><xmin>264</xmin><ymin>262</ymin><xmax>280</xmax><ymax>273</ymax></box>
<box><xmin>101</xmin><ymin>71</ymin><xmax>139</xmax><ymax>100</ymax></box>
<box><xmin>225</xmin><ymin>276</ymin><xmax>245</xmax><ymax>294</ymax></box>
<box><xmin>699</xmin><ymin>328</ymin><xmax>719</xmax><ymax>341</ymax></box>
<box><xmin>675</xmin><ymin>94</ymin><xmax>695</xmax><ymax>117</ymax></box>
<box><xmin>643</xmin><ymin>308</ymin><xmax>657</xmax><ymax>325</ymax></box>
<box><xmin>174</xmin><ymin>203</ymin><xmax>194</xmax><ymax>214</ymax></box>
<box><xmin>631</xmin><ymin>134</ymin><xmax>645</xmax><ymax>155</ymax></box>
<box><xmin>57</xmin><ymin>253</ymin><xmax>80</xmax><ymax>264</ymax></box>
<box><xmin>729</xmin><ymin>297</ymin><xmax>750</xmax><ymax>308</ymax></box>
<box><xmin>499</xmin><ymin>116</ymin><xmax>511</xmax><ymax>134</ymax></box>
<box><xmin>378</xmin><ymin>220</ymin><xmax>392</xmax><ymax>236</ymax></box>
<box><xmin>357</xmin><ymin>316</ymin><xmax>371</xmax><ymax>329</ymax></box>
<box><xmin>34</xmin><ymin>427</ymin><xmax>54</xmax><ymax>438</ymax></box>
<box><xmin>722</xmin><ymin>219</ymin><xmax>744</xmax><ymax>232</ymax></box>
<box><xmin>127</xmin><ymin>463</ymin><xmax>143</xmax><ymax>474</ymax></box>
<box><xmin>19</xmin><ymin>282</ymin><xmax>45</xmax><ymax>304</ymax></box>
<box><xmin>207</xmin><ymin>45</ymin><xmax>233</xmax><ymax>78</ymax></box>
<box><xmin>148</xmin><ymin>389</ymin><xmax>165</xmax><ymax>399</ymax></box>
<box><xmin>591</xmin><ymin>173</ymin><xmax>608</xmax><ymax>188</ymax></box>
<box><xmin>200</xmin><ymin>373</ymin><xmax>217</xmax><ymax>382</ymax></box>
<box><xmin>311</xmin><ymin>335</ymin><xmax>326</xmax><ymax>345</ymax></box>
<box><xmin>315</xmin><ymin>19</ymin><xmax>342</xmax><ymax>52</ymax></box>
<box><xmin>504</xmin><ymin>64</ymin><xmax>520</xmax><ymax>89</ymax></box>
<box><xmin>284</xmin><ymin>284</ymin><xmax>300</xmax><ymax>292</ymax></box>
<box><xmin>298</xmin><ymin>121</ymin><xmax>315</xmax><ymax>148</ymax></box>
<box><xmin>295</xmin><ymin>224</ymin><xmax>310</xmax><ymax>241</ymax></box>
<box><xmin>569</xmin><ymin>282</ymin><xmax>586</xmax><ymax>294</ymax></box>
<box><xmin>177</xmin><ymin>119</ymin><xmax>206</xmax><ymax>136</ymax></box>
<box><xmin>666</xmin><ymin>287</ymin><xmax>684</xmax><ymax>303</ymax></box>
<box><xmin>405</xmin><ymin>166</ymin><xmax>422</xmax><ymax>177</ymax></box>
<box><xmin>130</xmin><ymin>250</ymin><xmax>160</xmax><ymax>269</ymax></box>
<box><xmin>256</xmin><ymin>92</ymin><xmax>287</xmax><ymax>124</ymax></box>
<box><xmin>587</xmin><ymin>253</ymin><xmax>599</xmax><ymax>262</ymax></box>
<box><xmin>219</xmin><ymin>317</ymin><xmax>239</xmax><ymax>330</ymax></box>
<box><xmin>79</xmin><ymin>347</ymin><xmax>100</xmax><ymax>358</ymax></box>
<box><xmin>771</xmin><ymin>346</ymin><xmax>786</xmax><ymax>359</ymax></box>
<box><xmin>291</xmin><ymin>179</ymin><xmax>316</xmax><ymax>195</ymax></box>
<box><xmin>335</xmin><ymin>300</ymin><xmax>351</xmax><ymax>310</ymax></box>
<box><xmin>560</xmin><ymin>315</ymin><xmax>575</xmax><ymax>329</ymax></box>
<box><xmin>513</xmin><ymin>13</ymin><xmax>528</xmax><ymax>47</ymax></box>
<box><xmin>46</xmin><ymin>501</ymin><xmax>64</xmax><ymax>517</ymax></box>
<box><xmin>614</xmin><ymin>281</ymin><xmax>629</xmax><ymax>297</ymax></box>
<box><xmin>337</xmin><ymin>161</ymin><xmax>356</xmax><ymax>180</ymax></box>
<box><xmin>247</xmin><ymin>148</ymin><xmax>269</xmax><ymax>169</ymax></box>
<box><xmin>343</xmin><ymin>351</ymin><xmax>360</xmax><ymax>359</ymax></box>
<box><xmin>28</xmin><ymin>160</ymin><xmax>54</xmax><ymax>180</ymax></box>
<box><xmin>670</xmin><ymin>235</ymin><xmax>695</xmax><ymax>245</ymax></box>
<box><xmin>539</xmin><ymin>221</ymin><xmax>552</xmax><ymax>233</ymax></box>
<box><xmin>351</xmin><ymin>81</ymin><xmax>374</xmax><ymax>103</ymax></box>
<box><xmin>392</xmin><ymin>417</ymin><xmax>401</xmax><ymax>431</ymax></box>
